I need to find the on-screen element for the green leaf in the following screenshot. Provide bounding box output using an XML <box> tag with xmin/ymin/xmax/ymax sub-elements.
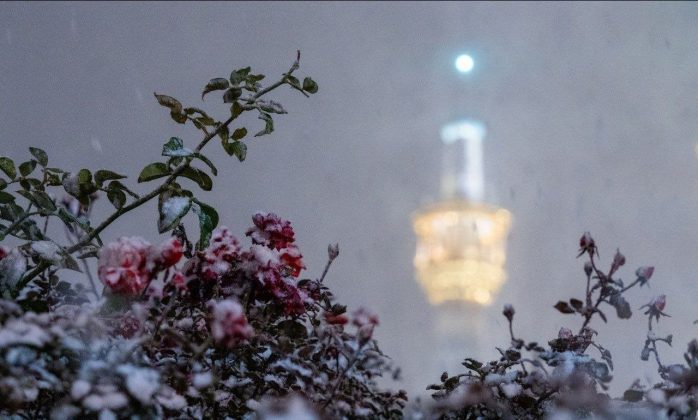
<box><xmin>170</xmin><ymin>111</ymin><xmax>187</xmax><ymax>124</ymax></box>
<box><xmin>29</xmin><ymin>147</ymin><xmax>48</xmax><ymax>167</ymax></box>
<box><xmin>94</xmin><ymin>170</ymin><xmax>126</xmax><ymax>187</ymax></box>
<box><xmin>184</xmin><ymin>106</ymin><xmax>210</xmax><ymax>117</ymax></box>
<box><xmin>162</xmin><ymin>137</ymin><xmax>192</xmax><ymax>157</ymax></box>
<box><xmin>232</xmin><ymin>127</ymin><xmax>247</xmax><ymax>141</ymax></box>
<box><xmin>254</xmin><ymin>113</ymin><xmax>274</xmax><ymax>137</ymax></box>
<box><xmin>0</xmin><ymin>157</ymin><xmax>16</xmax><ymax>180</ymax></box>
<box><xmin>153</xmin><ymin>93</ymin><xmax>183</xmax><ymax>114</ymax></box>
<box><xmin>19</xmin><ymin>178</ymin><xmax>42</xmax><ymax>191</ymax></box>
<box><xmin>56</xmin><ymin>208</ymin><xmax>85</xmax><ymax>229</ymax></box>
<box><xmin>192</xmin><ymin>200</ymin><xmax>219</xmax><ymax>249</ymax></box>
<box><xmin>0</xmin><ymin>191</ymin><xmax>15</xmax><ymax>204</ymax></box>
<box><xmin>107</xmin><ymin>188</ymin><xmax>126</xmax><ymax>209</ymax></box>
<box><xmin>77</xmin><ymin>169</ymin><xmax>91</xmax><ymax>185</ymax></box>
<box><xmin>223</xmin><ymin>87</ymin><xmax>242</xmax><ymax>103</ymax></box>
<box><xmin>218</xmin><ymin>125</ymin><xmax>229</xmax><ymax>143</ymax></box>
<box><xmin>302</xmin><ymin>77</ymin><xmax>319</xmax><ymax>94</ymax></box>
<box><xmin>192</xmin><ymin>153</ymin><xmax>218</xmax><ymax>176</ymax></box>
<box><xmin>223</xmin><ymin>141</ymin><xmax>247</xmax><ymax>162</ymax></box>
<box><xmin>230</xmin><ymin>102</ymin><xmax>243</xmax><ymax>119</ymax></box>
<box><xmin>19</xmin><ymin>160</ymin><xmax>37</xmax><ymax>177</ymax></box>
<box><xmin>138</xmin><ymin>162</ymin><xmax>170</xmax><ymax>183</ymax></box>
<box><xmin>179</xmin><ymin>167</ymin><xmax>212</xmax><ymax>191</ymax></box>
<box><xmin>158</xmin><ymin>195</ymin><xmax>192</xmax><ymax>233</ymax></box>
<box><xmin>76</xmin><ymin>169</ymin><xmax>95</xmax><ymax>196</ymax></box>
<box><xmin>0</xmin><ymin>179</ymin><xmax>6</xmax><ymax>191</ymax></box>
<box><xmin>202</xmin><ymin>78</ymin><xmax>230</xmax><ymax>100</ymax></box>
<box><xmin>31</xmin><ymin>191</ymin><xmax>56</xmax><ymax>212</ymax></box>
<box><xmin>108</xmin><ymin>180</ymin><xmax>139</xmax><ymax>198</ymax></box>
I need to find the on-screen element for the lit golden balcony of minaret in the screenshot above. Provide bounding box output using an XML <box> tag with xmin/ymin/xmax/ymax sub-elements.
<box><xmin>413</xmin><ymin>120</ymin><xmax>512</xmax><ymax>306</ymax></box>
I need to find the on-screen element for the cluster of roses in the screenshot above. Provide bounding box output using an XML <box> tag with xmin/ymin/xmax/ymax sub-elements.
<box><xmin>97</xmin><ymin>236</ymin><xmax>184</xmax><ymax>295</ymax></box>
<box><xmin>97</xmin><ymin>212</ymin><xmax>311</xmax><ymax>348</ymax></box>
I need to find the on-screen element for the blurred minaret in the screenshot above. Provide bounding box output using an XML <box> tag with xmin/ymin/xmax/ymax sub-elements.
<box><xmin>412</xmin><ymin>120</ymin><xmax>511</xmax><ymax>373</ymax></box>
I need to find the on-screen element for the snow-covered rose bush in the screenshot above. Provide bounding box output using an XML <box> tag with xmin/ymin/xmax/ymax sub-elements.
<box><xmin>421</xmin><ymin>233</ymin><xmax>698</xmax><ymax>419</ymax></box>
<box><xmin>0</xmin><ymin>54</ymin><xmax>406</xmax><ymax>418</ymax></box>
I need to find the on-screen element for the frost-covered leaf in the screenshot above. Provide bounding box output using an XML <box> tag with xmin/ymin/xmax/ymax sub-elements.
<box><xmin>254</xmin><ymin>113</ymin><xmax>274</xmax><ymax>137</ymax></box>
<box><xmin>31</xmin><ymin>241</ymin><xmax>63</xmax><ymax>262</ymax></box>
<box><xmin>162</xmin><ymin>137</ymin><xmax>193</xmax><ymax>158</ymax></box>
<box><xmin>229</xmin><ymin>67</ymin><xmax>251</xmax><ymax>85</ymax></box>
<box><xmin>158</xmin><ymin>195</ymin><xmax>192</xmax><ymax>234</ymax></box>
<box><xmin>258</xmin><ymin>100</ymin><xmax>287</xmax><ymax>114</ymax></box>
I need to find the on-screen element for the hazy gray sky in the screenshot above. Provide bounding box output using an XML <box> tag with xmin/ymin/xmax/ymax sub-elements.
<box><xmin>2</xmin><ymin>1</ymin><xmax>698</xmax><ymax>397</ymax></box>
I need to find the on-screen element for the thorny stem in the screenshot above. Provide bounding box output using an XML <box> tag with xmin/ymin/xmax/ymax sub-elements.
<box><xmin>14</xmin><ymin>53</ymin><xmax>304</xmax><ymax>295</ymax></box>
<box><xmin>0</xmin><ymin>211</ymin><xmax>41</xmax><ymax>240</ymax></box>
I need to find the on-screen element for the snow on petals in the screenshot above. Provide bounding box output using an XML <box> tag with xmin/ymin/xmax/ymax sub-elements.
<box><xmin>208</xmin><ymin>299</ymin><xmax>253</xmax><ymax>348</ymax></box>
<box><xmin>152</xmin><ymin>237</ymin><xmax>183</xmax><ymax>268</ymax></box>
<box><xmin>98</xmin><ymin>236</ymin><xmax>185</xmax><ymax>295</ymax></box>
<box><xmin>98</xmin><ymin>237</ymin><xmax>153</xmax><ymax>295</ymax></box>
<box><xmin>199</xmin><ymin>227</ymin><xmax>240</xmax><ymax>281</ymax></box>
<box><xmin>246</xmin><ymin>212</ymin><xmax>296</xmax><ymax>250</ymax></box>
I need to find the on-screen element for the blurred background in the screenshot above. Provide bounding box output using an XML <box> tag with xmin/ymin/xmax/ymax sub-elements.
<box><xmin>2</xmin><ymin>1</ymin><xmax>698</xmax><ymax>399</ymax></box>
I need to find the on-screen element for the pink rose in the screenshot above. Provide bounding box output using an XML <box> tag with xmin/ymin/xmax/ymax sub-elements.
<box><xmin>208</xmin><ymin>299</ymin><xmax>254</xmax><ymax>348</ymax></box>
<box><xmin>98</xmin><ymin>237</ymin><xmax>153</xmax><ymax>295</ymax></box>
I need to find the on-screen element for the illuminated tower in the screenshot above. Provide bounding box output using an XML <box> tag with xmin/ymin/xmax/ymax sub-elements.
<box><xmin>413</xmin><ymin>120</ymin><xmax>512</xmax><ymax>371</ymax></box>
